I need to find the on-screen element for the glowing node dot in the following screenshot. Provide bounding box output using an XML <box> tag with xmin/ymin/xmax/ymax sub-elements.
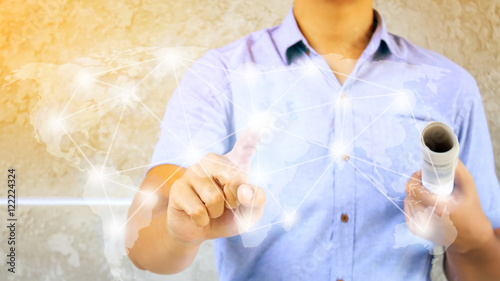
<box><xmin>283</xmin><ymin>211</ymin><xmax>297</xmax><ymax>231</ymax></box>
<box><xmin>392</xmin><ymin>90</ymin><xmax>415</xmax><ymax>115</ymax></box>
<box><xmin>159</xmin><ymin>49</ymin><xmax>181</xmax><ymax>61</ymax></box>
<box><xmin>49</xmin><ymin>116</ymin><xmax>64</xmax><ymax>132</ymax></box>
<box><xmin>105</xmin><ymin>221</ymin><xmax>124</xmax><ymax>239</ymax></box>
<box><xmin>239</xmin><ymin>218</ymin><xmax>253</xmax><ymax>233</ymax></box>
<box><xmin>88</xmin><ymin>168</ymin><xmax>106</xmax><ymax>183</ymax></box>
<box><xmin>330</xmin><ymin>141</ymin><xmax>346</xmax><ymax>159</ymax></box>
<box><xmin>395</xmin><ymin>93</ymin><xmax>409</xmax><ymax>107</ymax></box>
<box><xmin>304</xmin><ymin>61</ymin><xmax>319</xmax><ymax>75</ymax></box>
<box><xmin>138</xmin><ymin>190</ymin><xmax>158</xmax><ymax>206</ymax></box>
<box><xmin>186</xmin><ymin>147</ymin><xmax>203</xmax><ymax>163</ymax></box>
<box><xmin>249</xmin><ymin>111</ymin><xmax>273</xmax><ymax>130</ymax></box>
<box><xmin>121</xmin><ymin>89</ymin><xmax>135</xmax><ymax>105</ymax></box>
<box><xmin>252</xmin><ymin>169</ymin><xmax>268</xmax><ymax>184</ymax></box>
<box><xmin>76</xmin><ymin>70</ymin><xmax>94</xmax><ymax>88</ymax></box>
<box><xmin>243</xmin><ymin>65</ymin><xmax>260</xmax><ymax>80</ymax></box>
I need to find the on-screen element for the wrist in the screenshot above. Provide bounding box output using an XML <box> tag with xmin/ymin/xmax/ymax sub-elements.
<box><xmin>447</xmin><ymin>227</ymin><xmax>495</xmax><ymax>257</ymax></box>
<box><xmin>166</xmin><ymin>222</ymin><xmax>205</xmax><ymax>248</ymax></box>
<box><xmin>444</xmin><ymin>229</ymin><xmax>500</xmax><ymax>281</ymax></box>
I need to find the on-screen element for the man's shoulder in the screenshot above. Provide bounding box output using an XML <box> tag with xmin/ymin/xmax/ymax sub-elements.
<box><xmin>200</xmin><ymin>25</ymin><xmax>283</xmax><ymax>68</ymax></box>
<box><xmin>390</xmin><ymin>33</ymin><xmax>476</xmax><ymax>85</ymax></box>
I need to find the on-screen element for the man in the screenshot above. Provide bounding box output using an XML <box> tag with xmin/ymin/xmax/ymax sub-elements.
<box><xmin>125</xmin><ymin>0</ymin><xmax>500</xmax><ymax>280</ymax></box>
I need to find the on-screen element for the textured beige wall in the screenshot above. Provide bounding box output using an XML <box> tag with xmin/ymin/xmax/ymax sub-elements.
<box><xmin>0</xmin><ymin>0</ymin><xmax>499</xmax><ymax>280</ymax></box>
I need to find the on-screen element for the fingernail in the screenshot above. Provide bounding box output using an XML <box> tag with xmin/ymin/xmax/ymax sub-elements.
<box><xmin>242</xmin><ymin>185</ymin><xmax>254</xmax><ymax>201</ymax></box>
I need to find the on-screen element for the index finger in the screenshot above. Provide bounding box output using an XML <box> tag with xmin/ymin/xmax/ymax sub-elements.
<box><xmin>406</xmin><ymin>171</ymin><xmax>444</xmax><ymax>207</ymax></box>
<box><xmin>225</xmin><ymin>126</ymin><xmax>265</xmax><ymax>172</ymax></box>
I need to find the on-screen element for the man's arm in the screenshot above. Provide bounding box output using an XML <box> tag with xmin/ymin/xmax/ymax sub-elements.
<box><xmin>125</xmin><ymin>164</ymin><xmax>201</xmax><ymax>274</ymax></box>
<box><xmin>442</xmin><ymin>159</ymin><xmax>500</xmax><ymax>280</ymax></box>
<box><xmin>405</xmin><ymin>161</ymin><xmax>500</xmax><ymax>281</ymax></box>
<box><xmin>445</xmin><ymin>228</ymin><xmax>500</xmax><ymax>281</ymax></box>
<box><xmin>125</xmin><ymin>127</ymin><xmax>267</xmax><ymax>274</ymax></box>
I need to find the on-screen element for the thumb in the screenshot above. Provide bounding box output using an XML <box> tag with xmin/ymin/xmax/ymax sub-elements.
<box><xmin>225</xmin><ymin>126</ymin><xmax>265</xmax><ymax>172</ymax></box>
<box><xmin>453</xmin><ymin>159</ymin><xmax>476</xmax><ymax>196</ymax></box>
<box><xmin>210</xmin><ymin>184</ymin><xmax>266</xmax><ymax>237</ymax></box>
<box><xmin>237</xmin><ymin>184</ymin><xmax>266</xmax><ymax>209</ymax></box>
<box><xmin>234</xmin><ymin>184</ymin><xmax>266</xmax><ymax>233</ymax></box>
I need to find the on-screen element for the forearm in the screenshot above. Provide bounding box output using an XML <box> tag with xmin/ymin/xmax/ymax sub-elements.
<box><xmin>126</xmin><ymin>165</ymin><xmax>201</xmax><ymax>274</ymax></box>
<box><xmin>126</xmin><ymin>203</ymin><xmax>201</xmax><ymax>274</ymax></box>
<box><xmin>445</xmin><ymin>228</ymin><xmax>500</xmax><ymax>281</ymax></box>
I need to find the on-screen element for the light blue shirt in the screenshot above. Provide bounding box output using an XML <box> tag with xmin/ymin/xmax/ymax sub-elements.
<box><xmin>150</xmin><ymin>8</ymin><xmax>500</xmax><ymax>281</ymax></box>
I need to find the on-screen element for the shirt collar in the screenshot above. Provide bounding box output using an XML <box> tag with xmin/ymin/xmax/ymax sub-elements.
<box><xmin>273</xmin><ymin>7</ymin><xmax>311</xmax><ymax>65</ymax></box>
<box><xmin>273</xmin><ymin>7</ymin><xmax>404</xmax><ymax>65</ymax></box>
<box><xmin>366</xmin><ymin>10</ymin><xmax>404</xmax><ymax>60</ymax></box>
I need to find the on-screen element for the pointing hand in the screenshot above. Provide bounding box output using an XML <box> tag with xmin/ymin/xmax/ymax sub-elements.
<box><xmin>167</xmin><ymin>126</ymin><xmax>267</xmax><ymax>243</ymax></box>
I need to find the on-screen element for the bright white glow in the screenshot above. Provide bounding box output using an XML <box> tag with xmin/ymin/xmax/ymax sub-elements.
<box><xmin>88</xmin><ymin>168</ymin><xmax>107</xmax><ymax>184</ymax></box>
<box><xmin>412</xmin><ymin>210</ymin><xmax>433</xmax><ymax>234</ymax></box>
<box><xmin>120</xmin><ymin>89</ymin><xmax>135</xmax><ymax>105</ymax></box>
<box><xmin>392</xmin><ymin>92</ymin><xmax>410</xmax><ymax>114</ymax></box>
<box><xmin>76</xmin><ymin>70</ymin><xmax>94</xmax><ymax>88</ymax></box>
<box><xmin>49</xmin><ymin>115</ymin><xmax>64</xmax><ymax>132</ymax></box>
<box><xmin>249</xmin><ymin>111</ymin><xmax>273</xmax><ymax>130</ymax></box>
<box><xmin>392</xmin><ymin>90</ymin><xmax>416</xmax><ymax>115</ymax></box>
<box><xmin>105</xmin><ymin>221</ymin><xmax>124</xmax><ymax>239</ymax></box>
<box><xmin>137</xmin><ymin>190</ymin><xmax>158</xmax><ymax>207</ymax></box>
<box><xmin>304</xmin><ymin>60</ymin><xmax>319</xmax><ymax>75</ymax></box>
<box><xmin>252</xmin><ymin>168</ymin><xmax>268</xmax><ymax>184</ymax></box>
<box><xmin>186</xmin><ymin>147</ymin><xmax>203</xmax><ymax>163</ymax></box>
<box><xmin>159</xmin><ymin>48</ymin><xmax>181</xmax><ymax>61</ymax></box>
<box><xmin>330</xmin><ymin>141</ymin><xmax>346</xmax><ymax>159</ymax></box>
<box><xmin>283</xmin><ymin>211</ymin><xmax>297</xmax><ymax>231</ymax></box>
<box><xmin>239</xmin><ymin>219</ymin><xmax>253</xmax><ymax>233</ymax></box>
<box><xmin>242</xmin><ymin>64</ymin><xmax>260</xmax><ymax>81</ymax></box>
<box><xmin>154</xmin><ymin>48</ymin><xmax>183</xmax><ymax>70</ymax></box>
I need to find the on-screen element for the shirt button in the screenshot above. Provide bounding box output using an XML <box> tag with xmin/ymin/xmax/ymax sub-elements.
<box><xmin>340</xmin><ymin>93</ymin><xmax>347</xmax><ymax>101</ymax></box>
<box><xmin>342</xmin><ymin>153</ymin><xmax>349</xmax><ymax>161</ymax></box>
<box><xmin>341</xmin><ymin>214</ymin><xmax>349</xmax><ymax>223</ymax></box>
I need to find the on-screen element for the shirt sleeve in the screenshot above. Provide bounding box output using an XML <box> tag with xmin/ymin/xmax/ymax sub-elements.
<box><xmin>147</xmin><ymin>50</ymin><xmax>234</xmax><ymax>171</ymax></box>
<box><xmin>455</xmin><ymin>79</ymin><xmax>500</xmax><ymax>229</ymax></box>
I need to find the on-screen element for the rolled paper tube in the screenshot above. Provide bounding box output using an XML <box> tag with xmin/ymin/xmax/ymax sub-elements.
<box><xmin>420</xmin><ymin>121</ymin><xmax>459</xmax><ymax>196</ymax></box>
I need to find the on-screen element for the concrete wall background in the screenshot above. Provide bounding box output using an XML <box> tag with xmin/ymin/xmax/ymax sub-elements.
<box><xmin>0</xmin><ymin>0</ymin><xmax>499</xmax><ymax>280</ymax></box>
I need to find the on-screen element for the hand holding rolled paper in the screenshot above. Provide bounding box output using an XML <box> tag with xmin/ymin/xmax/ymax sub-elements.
<box><xmin>420</xmin><ymin>121</ymin><xmax>459</xmax><ymax>196</ymax></box>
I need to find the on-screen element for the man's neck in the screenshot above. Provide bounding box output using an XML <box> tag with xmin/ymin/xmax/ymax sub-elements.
<box><xmin>293</xmin><ymin>0</ymin><xmax>374</xmax><ymax>59</ymax></box>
